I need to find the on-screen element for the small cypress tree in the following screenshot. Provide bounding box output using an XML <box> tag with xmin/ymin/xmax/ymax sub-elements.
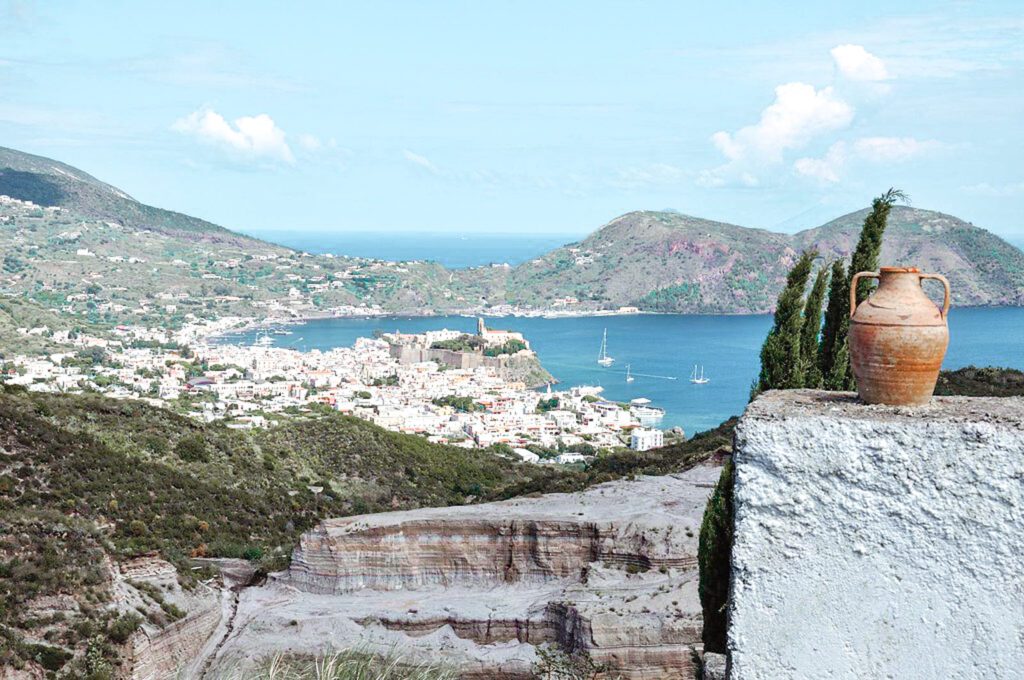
<box><xmin>849</xmin><ymin>188</ymin><xmax>906</xmax><ymax>305</ymax></box>
<box><xmin>818</xmin><ymin>259</ymin><xmax>848</xmax><ymax>387</ymax></box>
<box><xmin>699</xmin><ymin>459</ymin><xmax>734</xmax><ymax>654</ymax></box>
<box><xmin>818</xmin><ymin>188</ymin><xmax>907</xmax><ymax>389</ymax></box>
<box><xmin>799</xmin><ymin>265</ymin><xmax>829</xmax><ymax>388</ymax></box>
<box><xmin>754</xmin><ymin>249</ymin><xmax>816</xmax><ymax>396</ymax></box>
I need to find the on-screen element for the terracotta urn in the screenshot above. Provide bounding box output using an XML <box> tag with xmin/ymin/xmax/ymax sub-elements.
<box><xmin>849</xmin><ymin>267</ymin><xmax>950</xmax><ymax>406</ymax></box>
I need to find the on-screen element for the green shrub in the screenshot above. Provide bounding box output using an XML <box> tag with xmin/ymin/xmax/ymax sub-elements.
<box><xmin>174</xmin><ymin>433</ymin><xmax>208</xmax><ymax>462</ymax></box>
<box><xmin>32</xmin><ymin>643</ymin><xmax>72</xmax><ymax>671</ymax></box>
<box><xmin>106</xmin><ymin>613</ymin><xmax>141</xmax><ymax>644</ymax></box>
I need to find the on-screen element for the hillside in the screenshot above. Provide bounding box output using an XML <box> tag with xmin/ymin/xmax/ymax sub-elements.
<box><xmin>1</xmin><ymin>145</ymin><xmax>1021</xmax><ymax>342</ymax></box>
<box><xmin>0</xmin><ymin>146</ymin><xmax>237</xmax><ymax>240</ymax></box>
<box><xmin>797</xmin><ymin>207</ymin><xmax>1024</xmax><ymax>307</ymax></box>
<box><xmin>0</xmin><ymin>383</ymin><xmax>740</xmax><ymax>675</ymax></box>
<box><xmin>0</xmin><ymin>387</ymin><xmax>578</xmax><ymax>674</ymax></box>
<box><xmin>507</xmin><ymin>211</ymin><xmax>792</xmax><ymax>313</ymax></box>
<box><xmin>507</xmin><ymin>207</ymin><xmax>1024</xmax><ymax>313</ymax></box>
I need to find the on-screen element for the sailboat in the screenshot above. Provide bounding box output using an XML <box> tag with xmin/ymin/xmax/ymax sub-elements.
<box><xmin>625</xmin><ymin>364</ymin><xmax>634</xmax><ymax>383</ymax></box>
<box><xmin>597</xmin><ymin>329</ymin><xmax>615</xmax><ymax>366</ymax></box>
<box><xmin>690</xmin><ymin>364</ymin><xmax>709</xmax><ymax>384</ymax></box>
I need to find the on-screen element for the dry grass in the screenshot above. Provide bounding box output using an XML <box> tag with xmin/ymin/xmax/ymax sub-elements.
<box><xmin>224</xmin><ymin>649</ymin><xmax>457</xmax><ymax>680</ymax></box>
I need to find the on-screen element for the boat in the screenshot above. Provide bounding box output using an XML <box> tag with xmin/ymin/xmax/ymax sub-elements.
<box><xmin>630</xmin><ymin>397</ymin><xmax>665</xmax><ymax>421</ymax></box>
<box><xmin>690</xmin><ymin>364</ymin><xmax>710</xmax><ymax>384</ymax></box>
<box><xmin>625</xmin><ymin>364</ymin><xmax>635</xmax><ymax>383</ymax></box>
<box><xmin>597</xmin><ymin>329</ymin><xmax>615</xmax><ymax>366</ymax></box>
<box><xmin>254</xmin><ymin>333</ymin><xmax>274</xmax><ymax>347</ymax></box>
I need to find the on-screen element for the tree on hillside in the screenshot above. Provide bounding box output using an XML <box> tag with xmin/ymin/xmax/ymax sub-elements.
<box><xmin>799</xmin><ymin>265</ymin><xmax>830</xmax><ymax>388</ymax></box>
<box><xmin>818</xmin><ymin>188</ymin><xmax>907</xmax><ymax>389</ymax></box>
<box><xmin>753</xmin><ymin>249</ymin><xmax>816</xmax><ymax>397</ymax></box>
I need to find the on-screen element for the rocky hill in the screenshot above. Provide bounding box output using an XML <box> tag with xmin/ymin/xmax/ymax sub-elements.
<box><xmin>797</xmin><ymin>207</ymin><xmax>1024</xmax><ymax>307</ymax></box>
<box><xmin>508</xmin><ymin>208</ymin><xmax>1024</xmax><ymax>313</ymax></box>
<box><xmin>0</xmin><ymin>146</ymin><xmax>239</xmax><ymax>240</ymax></box>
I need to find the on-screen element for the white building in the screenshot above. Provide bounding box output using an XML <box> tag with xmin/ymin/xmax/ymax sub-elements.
<box><xmin>630</xmin><ymin>428</ymin><xmax>664</xmax><ymax>452</ymax></box>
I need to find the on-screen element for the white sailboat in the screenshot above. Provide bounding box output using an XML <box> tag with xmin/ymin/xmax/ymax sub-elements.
<box><xmin>597</xmin><ymin>328</ymin><xmax>615</xmax><ymax>366</ymax></box>
<box><xmin>625</xmin><ymin>364</ymin><xmax>634</xmax><ymax>383</ymax></box>
<box><xmin>690</xmin><ymin>364</ymin><xmax>709</xmax><ymax>384</ymax></box>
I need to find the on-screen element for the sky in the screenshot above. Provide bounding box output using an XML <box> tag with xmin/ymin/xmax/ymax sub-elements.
<box><xmin>0</xmin><ymin>1</ymin><xmax>1022</xmax><ymax>239</ymax></box>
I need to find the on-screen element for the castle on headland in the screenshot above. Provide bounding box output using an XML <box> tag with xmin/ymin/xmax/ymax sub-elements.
<box><xmin>476</xmin><ymin>317</ymin><xmax>530</xmax><ymax>350</ymax></box>
<box><xmin>384</xmin><ymin>319</ymin><xmax>549</xmax><ymax>388</ymax></box>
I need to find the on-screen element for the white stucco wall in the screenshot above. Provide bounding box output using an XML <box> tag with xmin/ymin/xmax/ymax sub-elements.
<box><xmin>729</xmin><ymin>390</ymin><xmax>1024</xmax><ymax>679</ymax></box>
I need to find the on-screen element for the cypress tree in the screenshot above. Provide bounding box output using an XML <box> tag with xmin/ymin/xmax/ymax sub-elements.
<box><xmin>818</xmin><ymin>188</ymin><xmax>907</xmax><ymax>389</ymax></box>
<box><xmin>819</xmin><ymin>259</ymin><xmax>848</xmax><ymax>387</ymax></box>
<box><xmin>849</xmin><ymin>188</ymin><xmax>906</xmax><ymax>305</ymax></box>
<box><xmin>754</xmin><ymin>249</ymin><xmax>816</xmax><ymax>396</ymax></box>
<box><xmin>698</xmin><ymin>459</ymin><xmax>734</xmax><ymax>654</ymax></box>
<box><xmin>799</xmin><ymin>264</ymin><xmax>829</xmax><ymax>388</ymax></box>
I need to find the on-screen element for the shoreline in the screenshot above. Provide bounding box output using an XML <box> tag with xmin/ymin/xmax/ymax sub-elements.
<box><xmin>202</xmin><ymin>307</ymin><xmax>777</xmax><ymax>345</ymax></box>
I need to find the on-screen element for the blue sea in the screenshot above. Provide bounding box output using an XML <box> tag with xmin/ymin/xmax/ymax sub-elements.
<box><xmin>244</xmin><ymin>230</ymin><xmax>580</xmax><ymax>269</ymax></box>
<box><xmin>215</xmin><ymin>307</ymin><xmax>1024</xmax><ymax>437</ymax></box>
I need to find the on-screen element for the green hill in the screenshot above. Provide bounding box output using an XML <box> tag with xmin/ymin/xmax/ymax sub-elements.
<box><xmin>507</xmin><ymin>207</ymin><xmax>1024</xmax><ymax>313</ymax></box>
<box><xmin>796</xmin><ymin>206</ymin><xmax>1024</xmax><ymax>307</ymax></box>
<box><xmin>0</xmin><ymin>146</ymin><xmax>239</xmax><ymax>240</ymax></box>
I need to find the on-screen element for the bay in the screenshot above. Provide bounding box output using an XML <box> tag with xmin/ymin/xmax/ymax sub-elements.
<box><xmin>214</xmin><ymin>307</ymin><xmax>1024</xmax><ymax>437</ymax></box>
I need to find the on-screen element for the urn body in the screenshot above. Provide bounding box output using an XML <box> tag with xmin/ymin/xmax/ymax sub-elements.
<box><xmin>849</xmin><ymin>267</ymin><xmax>950</xmax><ymax>406</ymax></box>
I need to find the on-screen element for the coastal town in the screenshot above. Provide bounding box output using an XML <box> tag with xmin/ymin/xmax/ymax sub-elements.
<box><xmin>1</xmin><ymin>313</ymin><xmax>674</xmax><ymax>462</ymax></box>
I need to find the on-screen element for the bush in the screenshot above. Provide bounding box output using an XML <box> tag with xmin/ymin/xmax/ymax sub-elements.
<box><xmin>174</xmin><ymin>434</ymin><xmax>208</xmax><ymax>462</ymax></box>
<box><xmin>106</xmin><ymin>613</ymin><xmax>141</xmax><ymax>644</ymax></box>
<box><xmin>32</xmin><ymin>643</ymin><xmax>72</xmax><ymax>671</ymax></box>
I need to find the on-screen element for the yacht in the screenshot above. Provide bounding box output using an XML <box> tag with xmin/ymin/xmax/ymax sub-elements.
<box><xmin>597</xmin><ymin>328</ymin><xmax>615</xmax><ymax>366</ymax></box>
<box><xmin>690</xmin><ymin>364</ymin><xmax>710</xmax><ymax>384</ymax></box>
<box><xmin>625</xmin><ymin>364</ymin><xmax>635</xmax><ymax>383</ymax></box>
<box><xmin>630</xmin><ymin>397</ymin><xmax>665</xmax><ymax>422</ymax></box>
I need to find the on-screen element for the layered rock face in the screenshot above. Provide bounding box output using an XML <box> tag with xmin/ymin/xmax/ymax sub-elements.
<box><xmin>107</xmin><ymin>555</ymin><xmax>223</xmax><ymax>680</ymax></box>
<box><xmin>213</xmin><ymin>468</ymin><xmax>720</xmax><ymax>679</ymax></box>
<box><xmin>285</xmin><ymin>515</ymin><xmax>692</xmax><ymax>595</ymax></box>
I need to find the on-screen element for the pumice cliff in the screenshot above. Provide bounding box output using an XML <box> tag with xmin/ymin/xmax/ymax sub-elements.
<box><xmin>203</xmin><ymin>467</ymin><xmax>722</xmax><ymax>679</ymax></box>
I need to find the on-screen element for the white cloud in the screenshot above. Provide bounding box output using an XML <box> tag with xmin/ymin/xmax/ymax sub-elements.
<box><xmin>611</xmin><ymin>163</ymin><xmax>688</xmax><ymax>189</ymax></box>
<box><xmin>296</xmin><ymin>133</ymin><xmax>322</xmax><ymax>151</ymax></box>
<box><xmin>794</xmin><ymin>142</ymin><xmax>848</xmax><ymax>184</ymax></box>
<box><xmin>402</xmin><ymin>149</ymin><xmax>440</xmax><ymax>175</ymax></box>
<box><xmin>701</xmin><ymin>82</ymin><xmax>853</xmax><ymax>186</ymax></box>
<box><xmin>172</xmin><ymin>108</ymin><xmax>294</xmax><ymax>164</ymax></box>
<box><xmin>795</xmin><ymin>136</ymin><xmax>942</xmax><ymax>184</ymax></box>
<box><xmin>830</xmin><ymin>44</ymin><xmax>890</xmax><ymax>81</ymax></box>
<box><xmin>851</xmin><ymin>136</ymin><xmax>941</xmax><ymax>161</ymax></box>
<box><xmin>961</xmin><ymin>181</ymin><xmax>1024</xmax><ymax>197</ymax></box>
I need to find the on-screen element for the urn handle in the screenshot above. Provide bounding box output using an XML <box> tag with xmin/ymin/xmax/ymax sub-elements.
<box><xmin>920</xmin><ymin>273</ymin><xmax>951</xmax><ymax>319</ymax></box>
<box><xmin>849</xmin><ymin>271</ymin><xmax>879</xmax><ymax>319</ymax></box>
